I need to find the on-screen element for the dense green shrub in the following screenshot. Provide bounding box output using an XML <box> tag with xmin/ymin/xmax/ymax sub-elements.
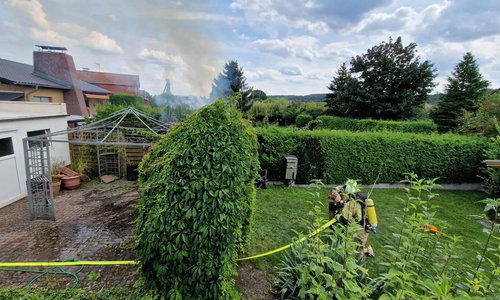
<box><xmin>0</xmin><ymin>287</ymin><xmax>143</xmax><ymax>299</ymax></box>
<box><xmin>255</xmin><ymin>127</ymin><xmax>488</xmax><ymax>184</ymax></box>
<box><xmin>295</xmin><ymin>113</ymin><xmax>312</xmax><ymax>128</ymax></box>
<box><xmin>247</xmin><ymin>98</ymin><xmax>325</xmax><ymax>126</ymax></box>
<box><xmin>109</xmin><ymin>93</ymin><xmax>144</xmax><ymax>106</ymax></box>
<box><xmin>299</xmin><ymin>101</ymin><xmax>327</xmax><ymax>118</ymax></box>
<box><xmin>482</xmin><ymin>121</ymin><xmax>500</xmax><ymax>198</ymax></box>
<box><xmin>91</xmin><ymin>103</ymin><xmax>162</xmax><ymax>125</ymax></box>
<box><xmin>136</xmin><ymin>99</ymin><xmax>259</xmax><ymax>299</ymax></box>
<box><xmin>371</xmin><ymin>174</ymin><xmax>498</xmax><ymax>299</ymax></box>
<box><xmin>316</xmin><ymin>115</ymin><xmax>437</xmax><ymax>134</ymax></box>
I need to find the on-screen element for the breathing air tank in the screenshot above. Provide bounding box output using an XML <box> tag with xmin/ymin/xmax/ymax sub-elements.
<box><xmin>365</xmin><ymin>198</ymin><xmax>378</xmax><ymax>234</ymax></box>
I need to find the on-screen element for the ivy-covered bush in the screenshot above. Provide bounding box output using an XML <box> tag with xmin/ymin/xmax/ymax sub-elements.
<box><xmin>136</xmin><ymin>99</ymin><xmax>259</xmax><ymax>299</ymax></box>
<box><xmin>255</xmin><ymin>127</ymin><xmax>488</xmax><ymax>184</ymax></box>
<box><xmin>316</xmin><ymin>115</ymin><xmax>437</xmax><ymax>134</ymax></box>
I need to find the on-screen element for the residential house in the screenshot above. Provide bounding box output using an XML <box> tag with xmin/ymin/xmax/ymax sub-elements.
<box><xmin>0</xmin><ymin>45</ymin><xmax>143</xmax><ymax>117</ymax></box>
<box><xmin>77</xmin><ymin>70</ymin><xmax>147</xmax><ymax>107</ymax></box>
<box><xmin>77</xmin><ymin>70</ymin><xmax>140</xmax><ymax>95</ymax></box>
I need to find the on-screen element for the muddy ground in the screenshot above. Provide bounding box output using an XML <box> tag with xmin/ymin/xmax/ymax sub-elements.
<box><xmin>0</xmin><ymin>179</ymin><xmax>274</xmax><ymax>299</ymax></box>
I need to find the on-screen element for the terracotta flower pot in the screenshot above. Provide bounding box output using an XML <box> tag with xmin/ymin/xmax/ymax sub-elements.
<box><xmin>48</xmin><ymin>179</ymin><xmax>62</xmax><ymax>194</ymax></box>
<box><xmin>61</xmin><ymin>175</ymin><xmax>81</xmax><ymax>190</ymax></box>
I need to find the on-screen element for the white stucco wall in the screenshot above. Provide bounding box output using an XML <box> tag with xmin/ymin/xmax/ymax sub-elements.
<box><xmin>0</xmin><ymin>102</ymin><xmax>71</xmax><ymax>208</ymax></box>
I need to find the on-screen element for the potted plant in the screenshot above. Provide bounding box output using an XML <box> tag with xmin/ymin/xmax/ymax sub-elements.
<box><xmin>71</xmin><ymin>157</ymin><xmax>89</xmax><ymax>180</ymax></box>
<box><xmin>50</xmin><ymin>157</ymin><xmax>64</xmax><ymax>194</ymax></box>
<box><xmin>59</xmin><ymin>158</ymin><xmax>87</xmax><ymax>190</ymax></box>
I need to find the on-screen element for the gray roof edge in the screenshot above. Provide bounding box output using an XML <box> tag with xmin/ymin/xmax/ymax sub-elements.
<box><xmin>79</xmin><ymin>81</ymin><xmax>114</xmax><ymax>94</ymax></box>
<box><xmin>32</xmin><ymin>71</ymin><xmax>72</xmax><ymax>89</ymax></box>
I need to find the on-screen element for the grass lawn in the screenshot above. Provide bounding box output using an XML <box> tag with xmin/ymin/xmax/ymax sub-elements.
<box><xmin>246</xmin><ymin>184</ymin><xmax>498</xmax><ymax>279</ymax></box>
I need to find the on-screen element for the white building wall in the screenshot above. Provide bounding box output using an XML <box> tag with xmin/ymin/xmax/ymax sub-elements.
<box><xmin>0</xmin><ymin>102</ymin><xmax>70</xmax><ymax>208</ymax></box>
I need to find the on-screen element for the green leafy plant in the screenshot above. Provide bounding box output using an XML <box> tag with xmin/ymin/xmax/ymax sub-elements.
<box><xmin>136</xmin><ymin>99</ymin><xmax>259</xmax><ymax>299</ymax></box>
<box><xmin>274</xmin><ymin>180</ymin><xmax>371</xmax><ymax>299</ymax></box>
<box><xmin>88</xmin><ymin>270</ymin><xmax>101</xmax><ymax>281</ymax></box>
<box><xmin>71</xmin><ymin>157</ymin><xmax>88</xmax><ymax>179</ymax></box>
<box><xmin>371</xmin><ymin>173</ymin><xmax>499</xmax><ymax>299</ymax></box>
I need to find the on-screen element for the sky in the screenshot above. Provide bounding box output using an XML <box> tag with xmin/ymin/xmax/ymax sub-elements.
<box><xmin>1</xmin><ymin>0</ymin><xmax>499</xmax><ymax>104</ymax></box>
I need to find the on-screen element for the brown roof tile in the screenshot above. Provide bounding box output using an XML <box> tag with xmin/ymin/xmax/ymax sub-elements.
<box><xmin>76</xmin><ymin>70</ymin><xmax>140</xmax><ymax>87</ymax></box>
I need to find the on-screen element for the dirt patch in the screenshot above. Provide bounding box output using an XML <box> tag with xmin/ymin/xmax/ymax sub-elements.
<box><xmin>236</xmin><ymin>262</ymin><xmax>275</xmax><ymax>300</ymax></box>
<box><xmin>0</xmin><ymin>179</ymin><xmax>274</xmax><ymax>299</ymax></box>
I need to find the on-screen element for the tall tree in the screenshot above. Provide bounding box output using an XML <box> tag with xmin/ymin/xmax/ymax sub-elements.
<box><xmin>253</xmin><ymin>89</ymin><xmax>267</xmax><ymax>101</ymax></box>
<box><xmin>430</xmin><ymin>52</ymin><xmax>490</xmax><ymax>133</ymax></box>
<box><xmin>326</xmin><ymin>37</ymin><xmax>437</xmax><ymax>120</ymax></box>
<box><xmin>209</xmin><ymin>60</ymin><xmax>254</xmax><ymax>112</ymax></box>
<box><xmin>325</xmin><ymin>62</ymin><xmax>363</xmax><ymax>117</ymax></box>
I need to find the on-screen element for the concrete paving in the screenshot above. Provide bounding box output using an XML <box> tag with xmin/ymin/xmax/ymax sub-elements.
<box><xmin>0</xmin><ymin>179</ymin><xmax>139</xmax><ymax>290</ymax></box>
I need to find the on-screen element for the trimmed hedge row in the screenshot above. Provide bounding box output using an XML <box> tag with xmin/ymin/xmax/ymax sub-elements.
<box><xmin>316</xmin><ymin>116</ymin><xmax>438</xmax><ymax>134</ymax></box>
<box><xmin>255</xmin><ymin>127</ymin><xmax>488</xmax><ymax>184</ymax></box>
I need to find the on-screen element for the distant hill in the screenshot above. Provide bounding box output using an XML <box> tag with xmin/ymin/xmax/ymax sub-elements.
<box><xmin>267</xmin><ymin>93</ymin><xmax>327</xmax><ymax>102</ymax></box>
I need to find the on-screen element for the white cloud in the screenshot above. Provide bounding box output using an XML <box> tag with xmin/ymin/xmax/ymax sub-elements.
<box><xmin>246</xmin><ymin>69</ymin><xmax>284</xmax><ymax>82</ymax></box>
<box><xmin>319</xmin><ymin>42</ymin><xmax>357</xmax><ymax>61</ymax></box>
<box><xmin>350</xmin><ymin>6</ymin><xmax>418</xmax><ymax>35</ymax></box>
<box><xmin>293</xmin><ymin>20</ymin><xmax>329</xmax><ymax>35</ymax></box>
<box><xmin>108</xmin><ymin>14</ymin><xmax>117</xmax><ymax>21</ymax></box>
<box><xmin>29</xmin><ymin>27</ymin><xmax>77</xmax><ymax>47</ymax></box>
<box><xmin>148</xmin><ymin>10</ymin><xmax>240</xmax><ymax>23</ymax></box>
<box><xmin>6</xmin><ymin>0</ymin><xmax>50</xmax><ymax>29</ymax></box>
<box><xmin>279</xmin><ymin>65</ymin><xmax>303</xmax><ymax>76</ymax></box>
<box><xmin>252</xmin><ymin>36</ymin><xmax>319</xmax><ymax>61</ymax></box>
<box><xmin>306</xmin><ymin>72</ymin><xmax>328</xmax><ymax>81</ymax></box>
<box><xmin>82</xmin><ymin>31</ymin><xmax>124</xmax><ymax>54</ymax></box>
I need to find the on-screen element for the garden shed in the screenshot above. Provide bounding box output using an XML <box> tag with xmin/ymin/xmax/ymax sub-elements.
<box><xmin>23</xmin><ymin>107</ymin><xmax>172</xmax><ymax>220</ymax></box>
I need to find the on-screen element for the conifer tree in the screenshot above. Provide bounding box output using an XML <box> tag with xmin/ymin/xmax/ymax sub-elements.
<box><xmin>430</xmin><ymin>52</ymin><xmax>490</xmax><ymax>133</ymax></box>
<box><xmin>210</xmin><ymin>60</ymin><xmax>254</xmax><ymax>112</ymax></box>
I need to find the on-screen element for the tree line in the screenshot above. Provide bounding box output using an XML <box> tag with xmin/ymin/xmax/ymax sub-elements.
<box><xmin>148</xmin><ymin>36</ymin><xmax>495</xmax><ymax>136</ymax></box>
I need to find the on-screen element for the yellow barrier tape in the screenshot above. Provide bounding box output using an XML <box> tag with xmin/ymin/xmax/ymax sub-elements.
<box><xmin>0</xmin><ymin>219</ymin><xmax>338</xmax><ymax>267</ymax></box>
<box><xmin>235</xmin><ymin>218</ymin><xmax>337</xmax><ymax>261</ymax></box>
<box><xmin>0</xmin><ymin>261</ymin><xmax>136</xmax><ymax>267</ymax></box>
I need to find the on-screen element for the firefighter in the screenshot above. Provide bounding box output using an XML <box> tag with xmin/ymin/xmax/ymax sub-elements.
<box><xmin>332</xmin><ymin>179</ymin><xmax>374</xmax><ymax>259</ymax></box>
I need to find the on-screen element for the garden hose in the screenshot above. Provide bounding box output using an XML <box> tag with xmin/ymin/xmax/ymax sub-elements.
<box><xmin>0</xmin><ymin>217</ymin><xmax>339</xmax><ymax>286</ymax></box>
<box><xmin>236</xmin><ymin>217</ymin><xmax>338</xmax><ymax>261</ymax></box>
<box><xmin>0</xmin><ymin>258</ymin><xmax>84</xmax><ymax>289</ymax></box>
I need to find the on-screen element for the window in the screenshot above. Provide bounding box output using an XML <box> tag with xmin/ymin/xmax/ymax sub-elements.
<box><xmin>33</xmin><ymin>96</ymin><xmax>51</xmax><ymax>103</ymax></box>
<box><xmin>0</xmin><ymin>137</ymin><xmax>14</xmax><ymax>157</ymax></box>
<box><xmin>27</xmin><ymin>129</ymin><xmax>50</xmax><ymax>148</ymax></box>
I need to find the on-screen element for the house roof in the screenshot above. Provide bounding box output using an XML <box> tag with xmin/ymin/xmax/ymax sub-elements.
<box><xmin>0</xmin><ymin>58</ymin><xmax>71</xmax><ymax>90</ymax></box>
<box><xmin>79</xmin><ymin>81</ymin><xmax>113</xmax><ymax>94</ymax></box>
<box><xmin>77</xmin><ymin>70</ymin><xmax>140</xmax><ymax>87</ymax></box>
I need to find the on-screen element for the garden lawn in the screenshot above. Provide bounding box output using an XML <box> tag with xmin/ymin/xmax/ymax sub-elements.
<box><xmin>246</xmin><ymin>184</ymin><xmax>497</xmax><ymax>278</ymax></box>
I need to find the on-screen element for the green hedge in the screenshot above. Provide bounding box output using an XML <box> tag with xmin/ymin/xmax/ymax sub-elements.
<box><xmin>316</xmin><ymin>116</ymin><xmax>437</xmax><ymax>134</ymax></box>
<box><xmin>295</xmin><ymin>113</ymin><xmax>312</xmax><ymax>128</ymax></box>
<box><xmin>255</xmin><ymin>127</ymin><xmax>488</xmax><ymax>184</ymax></box>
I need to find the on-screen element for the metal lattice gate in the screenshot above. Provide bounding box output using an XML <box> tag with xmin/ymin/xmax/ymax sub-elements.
<box><xmin>23</xmin><ymin>107</ymin><xmax>172</xmax><ymax>221</ymax></box>
<box><xmin>23</xmin><ymin>138</ymin><xmax>54</xmax><ymax>220</ymax></box>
